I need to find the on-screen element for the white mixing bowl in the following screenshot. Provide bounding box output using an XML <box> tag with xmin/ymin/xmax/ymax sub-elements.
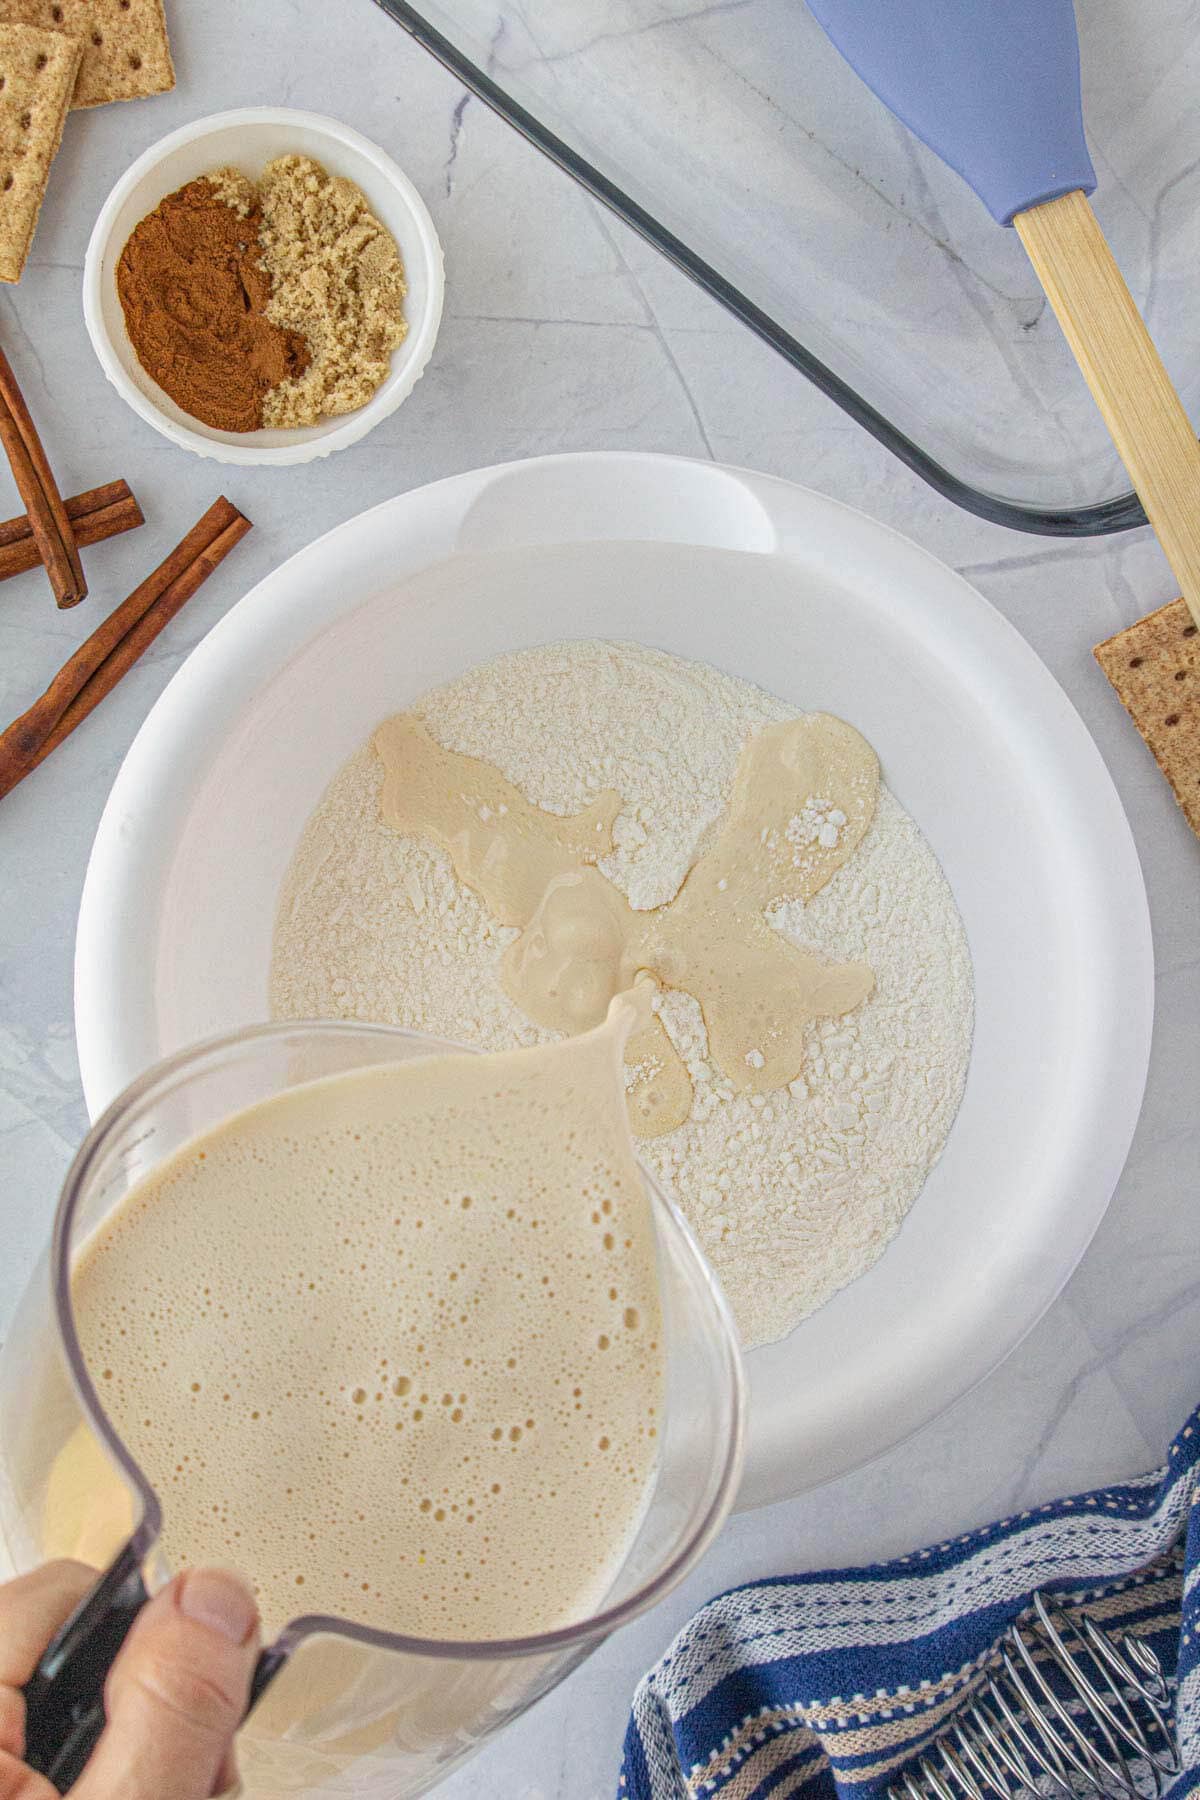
<box><xmin>74</xmin><ymin>452</ymin><xmax>1152</xmax><ymax>1508</ymax></box>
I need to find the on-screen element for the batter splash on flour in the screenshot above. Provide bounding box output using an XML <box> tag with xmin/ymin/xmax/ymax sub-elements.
<box><xmin>271</xmin><ymin>642</ymin><xmax>973</xmax><ymax>1347</ymax></box>
<box><xmin>373</xmin><ymin>710</ymin><xmax>879</xmax><ymax>1136</ymax></box>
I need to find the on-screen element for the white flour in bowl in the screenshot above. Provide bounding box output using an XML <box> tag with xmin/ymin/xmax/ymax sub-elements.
<box><xmin>270</xmin><ymin>641</ymin><xmax>973</xmax><ymax>1348</ymax></box>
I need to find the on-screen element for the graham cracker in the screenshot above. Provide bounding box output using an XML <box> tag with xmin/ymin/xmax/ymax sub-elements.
<box><xmin>1095</xmin><ymin>597</ymin><xmax>1200</xmax><ymax>837</ymax></box>
<box><xmin>0</xmin><ymin>22</ymin><xmax>81</xmax><ymax>283</ymax></box>
<box><xmin>0</xmin><ymin>0</ymin><xmax>173</xmax><ymax>108</ymax></box>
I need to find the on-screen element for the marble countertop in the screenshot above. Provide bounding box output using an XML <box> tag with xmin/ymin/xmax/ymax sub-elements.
<box><xmin>0</xmin><ymin>3</ymin><xmax>1197</xmax><ymax>1795</ymax></box>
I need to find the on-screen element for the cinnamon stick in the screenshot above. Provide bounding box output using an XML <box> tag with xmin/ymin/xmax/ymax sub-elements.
<box><xmin>0</xmin><ymin>497</ymin><xmax>252</xmax><ymax>800</ymax></box>
<box><xmin>0</xmin><ymin>481</ymin><xmax>144</xmax><ymax>581</ymax></box>
<box><xmin>0</xmin><ymin>345</ymin><xmax>85</xmax><ymax>608</ymax></box>
<box><xmin>0</xmin><ymin>479</ymin><xmax>133</xmax><ymax>548</ymax></box>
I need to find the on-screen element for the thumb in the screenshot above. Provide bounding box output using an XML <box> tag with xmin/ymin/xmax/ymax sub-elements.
<box><xmin>75</xmin><ymin>1569</ymin><xmax>260</xmax><ymax>1800</ymax></box>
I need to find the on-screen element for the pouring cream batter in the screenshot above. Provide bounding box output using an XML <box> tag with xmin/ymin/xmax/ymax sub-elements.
<box><xmin>66</xmin><ymin>997</ymin><xmax>663</xmax><ymax>1643</ymax></box>
<box><xmin>375</xmin><ymin>710</ymin><xmax>879</xmax><ymax>1135</ymax></box>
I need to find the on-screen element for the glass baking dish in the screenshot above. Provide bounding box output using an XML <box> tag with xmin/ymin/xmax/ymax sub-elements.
<box><xmin>373</xmin><ymin>0</ymin><xmax>1200</xmax><ymax>536</ymax></box>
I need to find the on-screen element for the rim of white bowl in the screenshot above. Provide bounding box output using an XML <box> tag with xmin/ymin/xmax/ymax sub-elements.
<box><xmin>81</xmin><ymin>107</ymin><xmax>445</xmax><ymax>467</ymax></box>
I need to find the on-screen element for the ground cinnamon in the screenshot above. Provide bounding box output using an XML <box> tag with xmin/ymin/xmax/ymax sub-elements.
<box><xmin>116</xmin><ymin>178</ymin><xmax>310</xmax><ymax>433</ymax></box>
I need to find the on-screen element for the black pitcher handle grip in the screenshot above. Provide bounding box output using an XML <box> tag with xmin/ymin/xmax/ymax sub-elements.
<box><xmin>20</xmin><ymin>1543</ymin><xmax>285</xmax><ymax>1793</ymax></box>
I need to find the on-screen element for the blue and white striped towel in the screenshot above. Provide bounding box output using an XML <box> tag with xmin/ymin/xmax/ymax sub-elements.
<box><xmin>620</xmin><ymin>1404</ymin><xmax>1200</xmax><ymax>1800</ymax></box>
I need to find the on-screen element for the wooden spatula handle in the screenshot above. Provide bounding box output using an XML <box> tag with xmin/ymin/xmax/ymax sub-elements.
<box><xmin>1015</xmin><ymin>189</ymin><xmax>1200</xmax><ymax>631</ymax></box>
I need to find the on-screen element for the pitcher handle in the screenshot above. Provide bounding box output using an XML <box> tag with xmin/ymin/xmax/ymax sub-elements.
<box><xmin>20</xmin><ymin>1542</ymin><xmax>284</xmax><ymax>1793</ymax></box>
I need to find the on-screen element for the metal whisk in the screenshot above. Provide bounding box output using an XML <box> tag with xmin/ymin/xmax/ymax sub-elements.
<box><xmin>890</xmin><ymin>1592</ymin><xmax>1180</xmax><ymax>1800</ymax></box>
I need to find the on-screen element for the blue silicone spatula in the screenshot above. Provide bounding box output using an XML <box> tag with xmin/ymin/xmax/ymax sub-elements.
<box><xmin>806</xmin><ymin>0</ymin><xmax>1200</xmax><ymax>631</ymax></box>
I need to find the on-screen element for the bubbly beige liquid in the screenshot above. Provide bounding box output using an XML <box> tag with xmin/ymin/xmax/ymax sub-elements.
<box><xmin>375</xmin><ymin>711</ymin><xmax>878</xmax><ymax>1136</ymax></box>
<box><xmin>69</xmin><ymin>1003</ymin><xmax>663</xmax><ymax>1642</ymax></box>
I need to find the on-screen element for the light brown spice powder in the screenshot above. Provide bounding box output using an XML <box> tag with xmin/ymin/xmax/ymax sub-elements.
<box><xmin>255</xmin><ymin>153</ymin><xmax>408</xmax><ymax>429</ymax></box>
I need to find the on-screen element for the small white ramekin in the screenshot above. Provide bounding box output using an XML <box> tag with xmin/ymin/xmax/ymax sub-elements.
<box><xmin>82</xmin><ymin>107</ymin><xmax>445</xmax><ymax>466</ymax></box>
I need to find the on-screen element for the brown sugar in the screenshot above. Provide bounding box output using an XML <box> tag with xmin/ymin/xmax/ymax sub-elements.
<box><xmin>115</xmin><ymin>175</ymin><xmax>311</xmax><ymax>433</ymax></box>
<box><xmin>256</xmin><ymin>154</ymin><xmax>408</xmax><ymax>429</ymax></box>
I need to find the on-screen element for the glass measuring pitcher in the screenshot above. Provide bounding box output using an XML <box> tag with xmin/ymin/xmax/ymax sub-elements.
<box><xmin>0</xmin><ymin>1021</ymin><xmax>745</xmax><ymax>1796</ymax></box>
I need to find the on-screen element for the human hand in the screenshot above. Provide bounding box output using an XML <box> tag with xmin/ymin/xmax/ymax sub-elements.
<box><xmin>0</xmin><ymin>1559</ymin><xmax>260</xmax><ymax>1799</ymax></box>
